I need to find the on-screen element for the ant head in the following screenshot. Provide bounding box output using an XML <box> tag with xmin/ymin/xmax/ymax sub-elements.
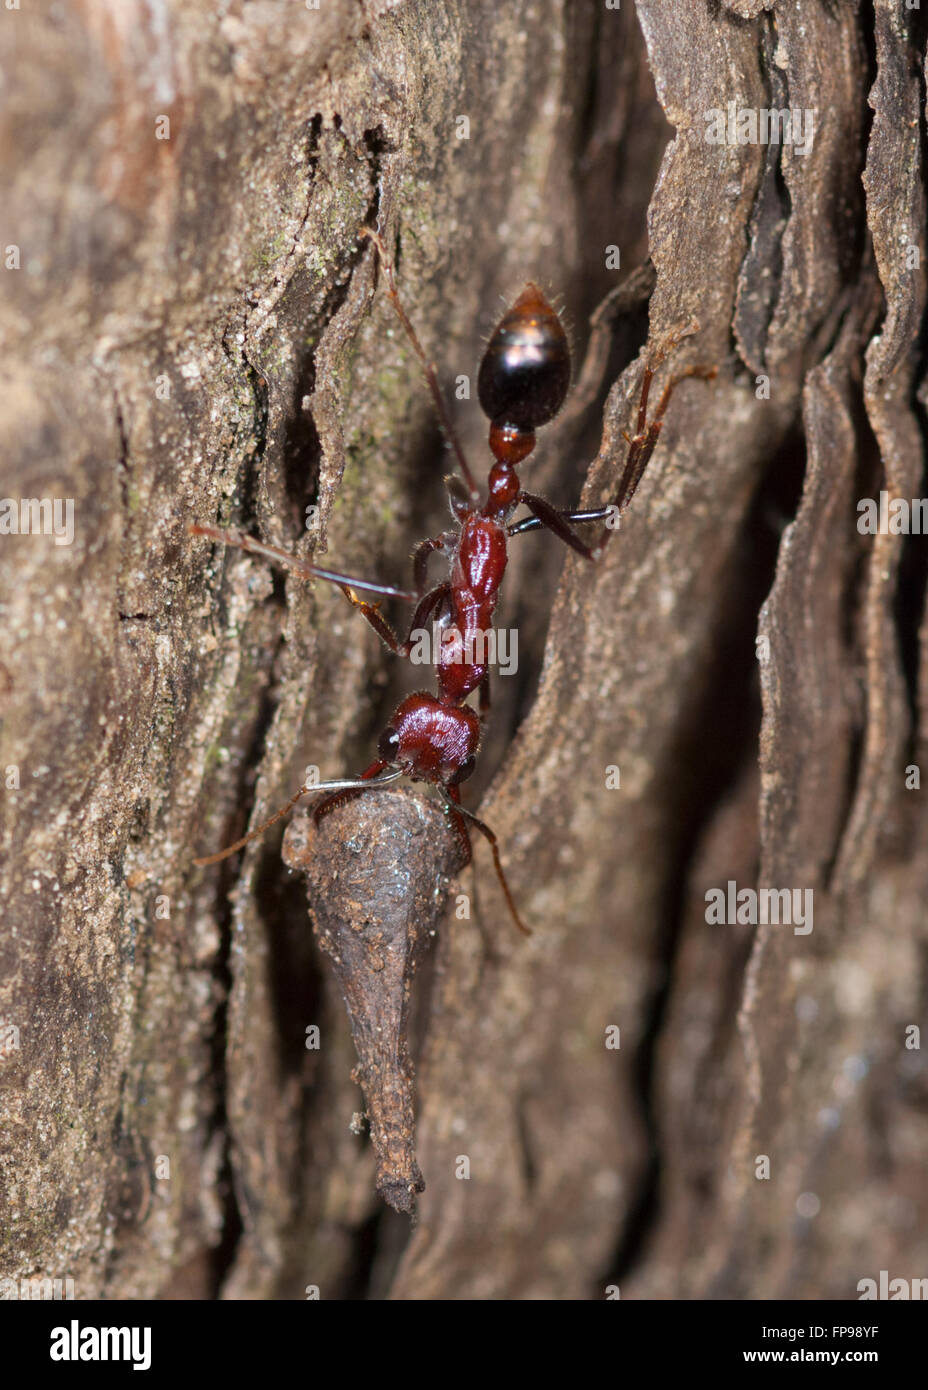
<box><xmin>378</xmin><ymin>726</ymin><xmax>401</xmax><ymax>763</ymax></box>
<box><xmin>381</xmin><ymin>694</ymin><xmax>481</xmax><ymax>787</ymax></box>
<box><xmin>478</xmin><ymin>283</ymin><xmax>571</xmax><ymax>434</ymax></box>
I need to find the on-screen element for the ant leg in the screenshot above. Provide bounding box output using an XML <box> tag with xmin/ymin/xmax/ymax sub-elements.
<box><xmin>313</xmin><ymin>759</ymin><xmax>390</xmax><ymax>827</ymax></box>
<box><xmin>413</xmin><ymin>531</ymin><xmax>456</xmax><ymax>594</ymax></box>
<box><xmin>478</xmin><ymin>671</ymin><xmax>491</xmax><ymax>722</ymax></box>
<box><xmin>194</xmin><ymin>764</ymin><xmax>402</xmax><ymax>865</ymax></box>
<box><xmin>335</xmin><ymin>585</ymin><xmax>405</xmax><ymax>653</ymax></box>
<box><xmin>400</xmin><ymin>582</ymin><xmax>451</xmax><ymax>652</ymax></box>
<box><xmin>360</xmin><ymin>227</ymin><xmax>482</xmax><ymax>503</ymax></box>
<box><xmin>508</xmin><ymin>507</ymin><xmax>611</xmax><ymax>538</ymax></box>
<box><xmin>345</xmin><ymin>580</ymin><xmax>450</xmax><ymax>659</ymax></box>
<box><xmin>510</xmin><ymin>491</ymin><xmax>595</xmax><ymax>559</ymax></box>
<box><xmin>189</xmin><ymin>524</ymin><xmax>417</xmax><ymax>601</ymax></box>
<box><xmin>588</xmin><ymin>359</ymin><xmax>717</xmax><ymax>561</ymax></box>
<box><xmin>344</xmin><ymin>535</ymin><xmax>454</xmax><ymax>655</ymax></box>
<box><xmin>443</xmin><ymin>794</ymin><xmax>474</xmax><ymax>870</ymax></box>
<box><xmin>191</xmin><ymin>522</ymin><xmax>438</xmax><ymax>656</ymax></box>
<box><xmin>445</xmin><ymin>474</ymin><xmax>473</xmax><ymax>523</ymax></box>
<box><xmin>442</xmin><ymin>788</ymin><xmax>531</xmax><ymax>936</ymax></box>
<box><xmin>508</xmin><ymin>329</ymin><xmax>715</xmax><ymax>559</ymax></box>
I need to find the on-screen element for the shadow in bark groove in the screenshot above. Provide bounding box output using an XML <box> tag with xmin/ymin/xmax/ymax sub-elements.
<box><xmin>279</xmin><ymin>121</ymin><xmax>396</xmax><ymax>536</ymax></box>
<box><xmin>605</xmin><ymin>421</ymin><xmax>808</xmax><ymax>1286</ymax></box>
<box><xmin>204</xmin><ymin>690</ymin><xmax>284</xmax><ymax>1297</ymax></box>
<box><xmin>895</xmin><ymin>7</ymin><xmax>928</xmax><ymax>758</ymax></box>
<box><xmin>207</xmin><ymin>853</ymin><xmax>246</xmax><ymax>1298</ymax></box>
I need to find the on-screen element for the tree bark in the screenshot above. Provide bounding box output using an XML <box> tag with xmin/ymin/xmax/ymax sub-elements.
<box><xmin>2</xmin><ymin>0</ymin><xmax>926</xmax><ymax>1300</ymax></box>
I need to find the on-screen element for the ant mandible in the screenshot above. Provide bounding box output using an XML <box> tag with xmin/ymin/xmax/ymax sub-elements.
<box><xmin>190</xmin><ymin>227</ymin><xmax>716</xmax><ymax>935</ymax></box>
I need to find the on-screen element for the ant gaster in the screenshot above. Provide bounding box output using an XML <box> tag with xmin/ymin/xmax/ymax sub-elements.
<box><xmin>191</xmin><ymin>228</ymin><xmax>716</xmax><ymax>935</ymax></box>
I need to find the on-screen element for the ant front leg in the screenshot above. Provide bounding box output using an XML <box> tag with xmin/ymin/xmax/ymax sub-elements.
<box><xmin>313</xmin><ymin>759</ymin><xmax>389</xmax><ymax>827</ymax></box>
<box><xmin>441</xmin><ymin>787</ymin><xmax>531</xmax><ymax>936</ymax></box>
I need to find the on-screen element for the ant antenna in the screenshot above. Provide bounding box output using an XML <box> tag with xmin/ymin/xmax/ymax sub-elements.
<box><xmin>194</xmin><ymin>768</ymin><xmax>404</xmax><ymax>867</ymax></box>
<box><xmin>360</xmin><ymin>226</ymin><xmax>483</xmax><ymax>504</ymax></box>
<box><xmin>439</xmin><ymin>789</ymin><xmax>532</xmax><ymax>936</ymax></box>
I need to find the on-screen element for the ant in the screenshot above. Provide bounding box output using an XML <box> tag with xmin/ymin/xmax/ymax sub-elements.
<box><xmin>190</xmin><ymin>228</ymin><xmax>716</xmax><ymax>935</ymax></box>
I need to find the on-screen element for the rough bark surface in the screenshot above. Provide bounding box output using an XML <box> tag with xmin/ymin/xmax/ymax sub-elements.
<box><xmin>1</xmin><ymin>0</ymin><xmax>926</xmax><ymax>1300</ymax></box>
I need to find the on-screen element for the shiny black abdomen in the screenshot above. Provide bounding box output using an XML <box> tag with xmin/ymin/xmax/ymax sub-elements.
<box><xmin>477</xmin><ymin>283</ymin><xmax>571</xmax><ymax>431</ymax></box>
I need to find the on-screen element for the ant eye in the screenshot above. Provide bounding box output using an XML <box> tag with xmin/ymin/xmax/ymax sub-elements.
<box><xmin>378</xmin><ymin>727</ymin><xmax>400</xmax><ymax>761</ymax></box>
<box><xmin>478</xmin><ymin>283</ymin><xmax>570</xmax><ymax>431</ymax></box>
<box><xmin>448</xmin><ymin>755</ymin><xmax>476</xmax><ymax>787</ymax></box>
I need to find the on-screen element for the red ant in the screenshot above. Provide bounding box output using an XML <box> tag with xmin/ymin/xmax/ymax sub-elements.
<box><xmin>190</xmin><ymin>228</ymin><xmax>715</xmax><ymax>935</ymax></box>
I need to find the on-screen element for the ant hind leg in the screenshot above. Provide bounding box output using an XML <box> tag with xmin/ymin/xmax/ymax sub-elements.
<box><xmin>360</xmin><ymin>227</ymin><xmax>481</xmax><ymax>502</ymax></box>
<box><xmin>588</xmin><ymin>330</ymin><xmax>717</xmax><ymax>560</ymax></box>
